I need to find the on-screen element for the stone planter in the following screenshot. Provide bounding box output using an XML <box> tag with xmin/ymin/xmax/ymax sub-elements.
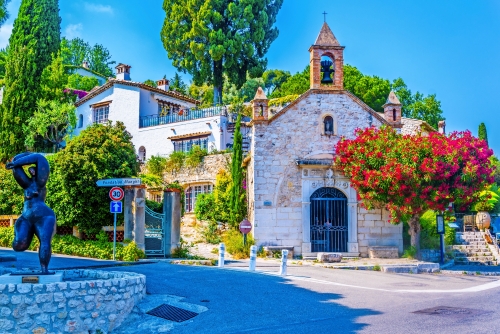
<box><xmin>476</xmin><ymin>211</ymin><xmax>491</xmax><ymax>230</ymax></box>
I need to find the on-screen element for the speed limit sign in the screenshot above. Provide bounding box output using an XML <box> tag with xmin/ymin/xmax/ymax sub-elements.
<box><xmin>109</xmin><ymin>187</ymin><xmax>124</xmax><ymax>201</ymax></box>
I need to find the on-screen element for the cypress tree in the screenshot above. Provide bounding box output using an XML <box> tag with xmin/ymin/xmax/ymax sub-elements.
<box><xmin>478</xmin><ymin>123</ymin><xmax>488</xmax><ymax>146</ymax></box>
<box><xmin>0</xmin><ymin>0</ymin><xmax>61</xmax><ymax>160</ymax></box>
<box><xmin>229</xmin><ymin>112</ymin><xmax>245</xmax><ymax>228</ymax></box>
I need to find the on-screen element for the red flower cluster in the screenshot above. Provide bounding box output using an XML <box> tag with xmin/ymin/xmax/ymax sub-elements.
<box><xmin>335</xmin><ymin>126</ymin><xmax>494</xmax><ymax>223</ymax></box>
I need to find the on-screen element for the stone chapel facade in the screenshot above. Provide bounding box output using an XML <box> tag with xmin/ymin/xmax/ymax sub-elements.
<box><xmin>246</xmin><ymin>23</ymin><xmax>436</xmax><ymax>257</ymax></box>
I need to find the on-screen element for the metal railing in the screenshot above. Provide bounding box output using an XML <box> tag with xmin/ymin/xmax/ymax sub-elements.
<box><xmin>139</xmin><ymin>106</ymin><xmax>227</xmax><ymax>128</ymax></box>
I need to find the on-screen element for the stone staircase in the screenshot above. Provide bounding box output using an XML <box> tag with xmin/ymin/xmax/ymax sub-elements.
<box><xmin>453</xmin><ymin>232</ymin><xmax>497</xmax><ymax>265</ymax></box>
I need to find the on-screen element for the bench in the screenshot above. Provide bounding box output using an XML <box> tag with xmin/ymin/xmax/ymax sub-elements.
<box><xmin>263</xmin><ymin>246</ymin><xmax>294</xmax><ymax>259</ymax></box>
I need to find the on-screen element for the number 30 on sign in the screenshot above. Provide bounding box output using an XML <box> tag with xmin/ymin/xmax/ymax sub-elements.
<box><xmin>109</xmin><ymin>187</ymin><xmax>124</xmax><ymax>201</ymax></box>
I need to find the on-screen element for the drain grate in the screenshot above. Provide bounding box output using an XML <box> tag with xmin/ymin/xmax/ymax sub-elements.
<box><xmin>146</xmin><ymin>304</ymin><xmax>199</xmax><ymax>322</ymax></box>
<box><xmin>413</xmin><ymin>306</ymin><xmax>482</xmax><ymax>318</ymax></box>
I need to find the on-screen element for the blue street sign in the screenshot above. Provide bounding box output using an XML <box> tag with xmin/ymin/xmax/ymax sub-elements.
<box><xmin>110</xmin><ymin>201</ymin><xmax>122</xmax><ymax>213</ymax></box>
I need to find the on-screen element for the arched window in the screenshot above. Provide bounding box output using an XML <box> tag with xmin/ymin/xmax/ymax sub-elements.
<box><xmin>392</xmin><ymin>109</ymin><xmax>397</xmax><ymax>122</ymax></box>
<box><xmin>78</xmin><ymin>114</ymin><xmax>83</xmax><ymax>128</ymax></box>
<box><xmin>324</xmin><ymin>116</ymin><xmax>334</xmax><ymax>135</ymax></box>
<box><xmin>138</xmin><ymin>146</ymin><xmax>146</xmax><ymax>162</ymax></box>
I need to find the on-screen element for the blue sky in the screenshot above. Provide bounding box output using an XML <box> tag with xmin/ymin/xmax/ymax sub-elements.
<box><xmin>1</xmin><ymin>0</ymin><xmax>499</xmax><ymax>154</ymax></box>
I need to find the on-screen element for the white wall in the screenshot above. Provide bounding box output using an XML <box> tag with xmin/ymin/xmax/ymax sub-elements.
<box><xmin>74</xmin><ymin>68</ymin><xmax>106</xmax><ymax>85</ymax></box>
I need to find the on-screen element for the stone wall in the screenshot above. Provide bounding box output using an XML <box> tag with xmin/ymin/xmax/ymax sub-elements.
<box><xmin>0</xmin><ymin>269</ymin><xmax>145</xmax><ymax>333</ymax></box>
<box><xmin>163</xmin><ymin>153</ymin><xmax>230</xmax><ymax>186</ymax></box>
<box><xmin>357</xmin><ymin>207</ymin><xmax>403</xmax><ymax>257</ymax></box>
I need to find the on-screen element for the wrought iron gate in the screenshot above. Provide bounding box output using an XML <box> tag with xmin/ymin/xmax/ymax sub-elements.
<box><xmin>310</xmin><ymin>187</ymin><xmax>348</xmax><ymax>252</ymax></box>
<box><xmin>145</xmin><ymin>205</ymin><xmax>165</xmax><ymax>256</ymax></box>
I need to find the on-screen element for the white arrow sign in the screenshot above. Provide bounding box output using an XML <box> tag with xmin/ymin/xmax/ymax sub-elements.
<box><xmin>96</xmin><ymin>178</ymin><xmax>141</xmax><ymax>187</ymax></box>
<box><xmin>110</xmin><ymin>201</ymin><xmax>123</xmax><ymax>213</ymax></box>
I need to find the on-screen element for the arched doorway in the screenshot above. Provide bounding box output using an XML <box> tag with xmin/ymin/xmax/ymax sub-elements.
<box><xmin>310</xmin><ymin>187</ymin><xmax>348</xmax><ymax>252</ymax></box>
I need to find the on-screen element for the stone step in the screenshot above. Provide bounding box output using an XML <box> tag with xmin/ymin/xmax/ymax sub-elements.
<box><xmin>454</xmin><ymin>260</ymin><xmax>497</xmax><ymax>266</ymax></box>
<box><xmin>454</xmin><ymin>256</ymin><xmax>495</xmax><ymax>262</ymax></box>
<box><xmin>452</xmin><ymin>245</ymin><xmax>490</xmax><ymax>251</ymax></box>
<box><xmin>456</xmin><ymin>241</ymin><xmax>487</xmax><ymax>246</ymax></box>
<box><xmin>453</xmin><ymin>252</ymin><xmax>493</xmax><ymax>257</ymax></box>
<box><xmin>457</xmin><ymin>237</ymin><xmax>484</xmax><ymax>241</ymax></box>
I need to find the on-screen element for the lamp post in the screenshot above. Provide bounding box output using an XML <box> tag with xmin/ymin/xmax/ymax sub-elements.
<box><xmin>436</xmin><ymin>213</ymin><xmax>445</xmax><ymax>264</ymax></box>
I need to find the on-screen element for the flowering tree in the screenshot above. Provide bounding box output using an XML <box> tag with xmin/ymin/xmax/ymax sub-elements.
<box><xmin>335</xmin><ymin>126</ymin><xmax>494</xmax><ymax>255</ymax></box>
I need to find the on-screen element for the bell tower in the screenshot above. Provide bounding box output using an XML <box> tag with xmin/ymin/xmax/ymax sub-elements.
<box><xmin>309</xmin><ymin>22</ymin><xmax>345</xmax><ymax>90</ymax></box>
<box><xmin>383</xmin><ymin>91</ymin><xmax>403</xmax><ymax>131</ymax></box>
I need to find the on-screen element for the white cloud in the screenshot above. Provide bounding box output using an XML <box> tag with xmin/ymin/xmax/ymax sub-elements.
<box><xmin>84</xmin><ymin>2</ymin><xmax>114</xmax><ymax>15</ymax></box>
<box><xmin>0</xmin><ymin>24</ymin><xmax>12</xmax><ymax>49</ymax></box>
<box><xmin>64</xmin><ymin>23</ymin><xmax>83</xmax><ymax>39</ymax></box>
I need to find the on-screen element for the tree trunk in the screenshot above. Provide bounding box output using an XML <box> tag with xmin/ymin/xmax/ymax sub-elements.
<box><xmin>408</xmin><ymin>214</ymin><xmax>421</xmax><ymax>259</ymax></box>
<box><xmin>213</xmin><ymin>59</ymin><xmax>223</xmax><ymax>106</ymax></box>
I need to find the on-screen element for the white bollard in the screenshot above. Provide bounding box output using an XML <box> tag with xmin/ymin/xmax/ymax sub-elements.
<box><xmin>279</xmin><ymin>249</ymin><xmax>288</xmax><ymax>276</ymax></box>
<box><xmin>249</xmin><ymin>245</ymin><xmax>257</xmax><ymax>271</ymax></box>
<box><xmin>218</xmin><ymin>243</ymin><xmax>225</xmax><ymax>268</ymax></box>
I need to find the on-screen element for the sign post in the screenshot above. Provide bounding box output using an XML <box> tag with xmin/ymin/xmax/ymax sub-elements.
<box><xmin>436</xmin><ymin>213</ymin><xmax>445</xmax><ymax>264</ymax></box>
<box><xmin>109</xmin><ymin>187</ymin><xmax>124</xmax><ymax>260</ymax></box>
<box><xmin>239</xmin><ymin>218</ymin><xmax>252</xmax><ymax>247</ymax></box>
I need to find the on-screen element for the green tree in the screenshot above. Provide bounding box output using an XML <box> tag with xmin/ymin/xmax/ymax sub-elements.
<box><xmin>40</xmin><ymin>51</ymin><xmax>68</xmax><ymax>101</ymax></box>
<box><xmin>161</xmin><ymin>0</ymin><xmax>284</xmax><ymax>105</ymax></box>
<box><xmin>263</xmin><ymin>69</ymin><xmax>290</xmax><ymax>95</ymax></box>
<box><xmin>229</xmin><ymin>112</ymin><xmax>246</xmax><ymax>227</ymax></box>
<box><xmin>270</xmin><ymin>65</ymin><xmax>310</xmax><ymax>98</ymax></box>
<box><xmin>478</xmin><ymin>122</ymin><xmax>488</xmax><ymax>146</ymax></box>
<box><xmin>0</xmin><ymin>0</ymin><xmax>61</xmax><ymax>160</ymax></box>
<box><xmin>67</xmin><ymin>73</ymin><xmax>100</xmax><ymax>92</ymax></box>
<box><xmin>0</xmin><ymin>162</ymin><xmax>24</xmax><ymax>215</ymax></box>
<box><xmin>143</xmin><ymin>79</ymin><xmax>157</xmax><ymax>88</ymax></box>
<box><xmin>343</xmin><ymin>65</ymin><xmax>390</xmax><ymax>112</ymax></box>
<box><xmin>60</xmin><ymin>37</ymin><xmax>115</xmax><ymax>77</ymax></box>
<box><xmin>0</xmin><ymin>0</ymin><xmax>11</xmax><ymax>27</ymax></box>
<box><xmin>46</xmin><ymin>122</ymin><xmax>138</xmax><ymax>234</ymax></box>
<box><xmin>0</xmin><ymin>47</ymin><xmax>8</xmax><ymax>82</ymax></box>
<box><xmin>24</xmin><ymin>100</ymin><xmax>77</xmax><ymax>152</ymax></box>
<box><xmin>188</xmin><ymin>82</ymin><xmax>214</xmax><ymax>108</ymax></box>
<box><xmin>169</xmin><ymin>72</ymin><xmax>187</xmax><ymax>95</ymax></box>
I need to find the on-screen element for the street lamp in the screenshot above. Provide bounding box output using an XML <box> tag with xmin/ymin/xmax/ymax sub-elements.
<box><xmin>436</xmin><ymin>213</ymin><xmax>445</xmax><ymax>264</ymax></box>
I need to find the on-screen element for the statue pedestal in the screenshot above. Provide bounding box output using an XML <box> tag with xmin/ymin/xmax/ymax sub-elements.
<box><xmin>0</xmin><ymin>271</ymin><xmax>63</xmax><ymax>284</ymax></box>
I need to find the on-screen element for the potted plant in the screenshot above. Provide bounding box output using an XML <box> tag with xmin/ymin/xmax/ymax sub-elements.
<box><xmin>472</xmin><ymin>185</ymin><xmax>500</xmax><ymax>230</ymax></box>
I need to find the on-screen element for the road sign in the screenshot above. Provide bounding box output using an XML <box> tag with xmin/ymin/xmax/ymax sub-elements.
<box><xmin>96</xmin><ymin>178</ymin><xmax>141</xmax><ymax>187</ymax></box>
<box><xmin>239</xmin><ymin>219</ymin><xmax>252</xmax><ymax>234</ymax></box>
<box><xmin>109</xmin><ymin>187</ymin><xmax>124</xmax><ymax>201</ymax></box>
<box><xmin>110</xmin><ymin>201</ymin><xmax>123</xmax><ymax>213</ymax></box>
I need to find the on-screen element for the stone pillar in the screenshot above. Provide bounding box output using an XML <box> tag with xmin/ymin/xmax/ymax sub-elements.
<box><xmin>301</xmin><ymin>179</ymin><xmax>312</xmax><ymax>254</ymax></box>
<box><xmin>133</xmin><ymin>186</ymin><xmax>146</xmax><ymax>251</ymax></box>
<box><xmin>163</xmin><ymin>189</ymin><xmax>181</xmax><ymax>256</ymax></box>
<box><xmin>123</xmin><ymin>186</ymin><xmax>134</xmax><ymax>241</ymax></box>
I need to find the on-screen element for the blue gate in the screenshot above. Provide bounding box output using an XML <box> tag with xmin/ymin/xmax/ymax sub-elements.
<box><xmin>310</xmin><ymin>187</ymin><xmax>348</xmax><ymax>252</ymax></box>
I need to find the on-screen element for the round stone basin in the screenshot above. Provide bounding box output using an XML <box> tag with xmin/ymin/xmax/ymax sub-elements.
<box><xmin>0</xmin><ymin>269</ymin><xmax>146</xmax><ymax>333</ymax></box>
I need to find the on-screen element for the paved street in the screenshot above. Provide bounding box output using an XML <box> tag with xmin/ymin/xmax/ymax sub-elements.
<box><xmin>1</xmin><ymin>249</ymin><xmax>500</xmax><ymax>333</ymax></box>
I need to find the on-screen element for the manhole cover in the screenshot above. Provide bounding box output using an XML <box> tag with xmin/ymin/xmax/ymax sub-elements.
<box><xmin>147</xmin><ymin>304</ymin><xmax>199</xmax><ymax>322</ymax></box>
<box><xmin>413</xmin><ymin>306</ymin><xmax>482</xmax><ymax>318</ymax></box>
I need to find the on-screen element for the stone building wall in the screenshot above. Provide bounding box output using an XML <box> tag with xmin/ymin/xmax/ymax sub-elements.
<box><xmin>357</xmin><ymin>207</ymin><xmax>403</xmax><ymax>256</ymax></box>
<box><xmin>250</xmin><ymin>90</ymin><xmax>386</xmax><ymax>256</ymax></box>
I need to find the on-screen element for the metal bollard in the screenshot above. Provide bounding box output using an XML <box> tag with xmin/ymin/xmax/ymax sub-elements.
<box><xmin>249</xmin><ymin>245</ymin><xmax>257</xmax><ymax>271</ymax></box>
<box><xmin>218</xmin><ymin>243</ymin><xmax>225</xmax><ymax>268</ymax></box>
<box><xmin>279</xmin><ymin>249</ymin><xmax>288</xmax><ymax>276</ymax></box>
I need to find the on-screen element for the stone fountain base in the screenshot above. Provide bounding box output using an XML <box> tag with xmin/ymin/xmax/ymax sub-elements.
<box><xmin>0</xmin><ymin>269</ymin><xmax>146</xmax><ymax>333</ymax></box>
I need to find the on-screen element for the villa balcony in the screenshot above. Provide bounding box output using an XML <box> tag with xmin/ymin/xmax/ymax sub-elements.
<box><xmin>139</xmin><ymin>106</ymin><xmax>227</xmax><ymax>128</ymax></box>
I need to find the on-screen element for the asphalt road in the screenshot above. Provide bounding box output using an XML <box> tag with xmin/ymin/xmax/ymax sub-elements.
<box><xmin>2</xmin><ymin>249</ymin><xmax>500</xmax><ymax>333</ymax></box>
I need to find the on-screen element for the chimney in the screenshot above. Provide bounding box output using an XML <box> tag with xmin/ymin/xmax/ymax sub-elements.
<box><xmin>115</xmin><ymin>63</ymin><xmax>131</xmax><ymax>81</ymax></box>
<box><xmin>438</xmin><ymin>120</ymin><xmax>446</xmax><ymax>134</ymax></box>
<box><xmin>82</xmin><ymin>61</ymin><xmax>89</xmax><ymax>69</ymax></box>
<box><xmin>157</xmin><ymin>78</ymin><xmax>169</xmax><ymax>91</ymax></box>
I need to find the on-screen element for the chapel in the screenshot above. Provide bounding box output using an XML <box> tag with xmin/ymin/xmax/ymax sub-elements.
<box><xmin>246</xmin><ymin>22</ymin><xmax>438</xmax><ymax>257</ymax></box>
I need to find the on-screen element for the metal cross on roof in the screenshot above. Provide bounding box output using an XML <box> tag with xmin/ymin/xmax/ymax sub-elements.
<box><xmin>322</xmin><ymin>11</ymin><xmax>327</xmax><ymax>22</ymax></box>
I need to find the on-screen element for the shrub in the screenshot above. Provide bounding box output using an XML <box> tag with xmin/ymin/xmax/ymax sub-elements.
<box><xmin>222</xmin><ymin>229</ymin><xmax>255</xmax><ymax>259</ymax></box>
<box><xmin>402</xmin><ymin>246</ymin><xmax>417</xmax><ymax>259</ymax></box>
<box><xmin>0</xmin><ymin>163</ymin><xmax>24</xmax><ymax>215</ymax></box>
<box><xmin>0</xmin><ymin>227</ymin><xmax>145</xmax><ymax>261</ymax></box>
<box><xmin>146</xmin><ymin>155</ymin><xmax>168</xmax><ymax>177</ymax></box>
<box><xmin>145</xmin><ymin>199</ymin><xmax>163</xmax><ymax>213</ymax></box>
<box><xmin>420</xmin><ymin>210</ymin><xmax>456</xmax><ymax>248</ymax></box>
<box><xmin>165</xmin><ymin>151</ymin><xmax>185</xmax><ymax>173</ymax></box>
<box><xmin>185</xmin><ymin>145</ymin><xmax>207</xmax><ymax>168</ymax></box>
<box><xmin>46</xmin><ymin>122</ymin><xmax>138</xmax><ymax>235</ymax></box>
<box><xmin>200</xmin><ymin>220</ymin><xmax>222</xmax><ymax>244</ymax></box>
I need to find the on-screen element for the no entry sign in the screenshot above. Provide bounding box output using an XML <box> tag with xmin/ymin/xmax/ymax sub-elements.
<box><xmin>109</xmin><ymin>187</ymin><xmax>124</xmax><ymax>201</ymax></box>
<box><xmin>239</xmin><ymin>219</ymin><xmax>252</xmax><ymax>234</ymax></box>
